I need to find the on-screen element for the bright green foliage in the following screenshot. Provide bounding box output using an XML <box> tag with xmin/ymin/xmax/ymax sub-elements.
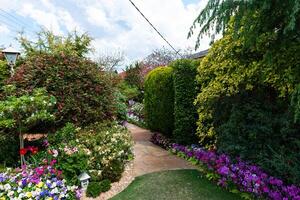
<box><xmin>114</xmin><ymin>90</ymin><xmax>128</xmax><ymax>121</ymax></box>
<box><xmin>0</xmin><ymin>86</ymin><xmax>56</xmax><ymax>132</ymax></box>
<box><xmin>0</xmin><ymin>60</ymin><xmax>9</xmax><ymax>86</ymax></box>
<box><xmin>8</xmin><ymin>53</ymin><xmax>115</xmax><ymax>127</ymax></box>
<box><xmin>195</xmin><ymin>21</ymin><xmax>300</xmax><ymax>184</ymax></box>
<box><xmin>189</xmin><ymin>0</ymin><xmax>300</xmax><ymax>50</ymax></box>
<box><xmin>144</xmin><ymin>67</ymin><xmax>174</xmax><ymax>136</ymax></box>
<box><xmin>18</xmin><ymin>30</ymin><xmax>92</xmax><ymax>58</ymax></box>
<box><xmin>118</xmin><ymin>82</ymin><xmax>141</xmax><ymax>102</ymax></box>
<box><xmin>171</xmin><ymin>59</ymin><xmax>200</xmax><ymax>144</ymax></box>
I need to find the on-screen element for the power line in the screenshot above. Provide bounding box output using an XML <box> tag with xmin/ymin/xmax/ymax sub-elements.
<box><xmin>128</xmin><ymin>0</ymin><xmax>182</xmax><ymax>57</ymax></box>
<box><xmin>0</xmin><ymin>9</ymin><xmax>36</xmax><ymax>30</ymax></box>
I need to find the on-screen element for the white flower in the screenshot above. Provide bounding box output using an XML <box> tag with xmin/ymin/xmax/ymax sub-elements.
<box><xmin>4</xmin><ymin>184</ymin><xmax>11</xmax><ymax>191</ymax></box>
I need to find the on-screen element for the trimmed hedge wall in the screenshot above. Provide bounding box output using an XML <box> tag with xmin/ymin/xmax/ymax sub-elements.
<box><xmin>171</xmin><ymin>59</ymin><xmax>200</xmax><ymax>144</ymax></box>
<box><xmin>144</xmin><ymin>67</ymin><xmax>174</xmax><ymax>136</ymax></box>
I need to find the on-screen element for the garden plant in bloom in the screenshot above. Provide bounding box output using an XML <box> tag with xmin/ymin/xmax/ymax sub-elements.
<box><xmin>0</xmin><ymin>164</ymin><xmax>81</xmax><ymax>199</ymax></box>
<box><xmin>151</xmin><ymin>133</ymin><xmax>300</xmax><ymax>200</ymax></box>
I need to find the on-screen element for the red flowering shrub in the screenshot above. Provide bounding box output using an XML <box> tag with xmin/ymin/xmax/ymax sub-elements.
<box><xmin>8</xmin><ymin>53</ymin><xmax>115</xmax><ymax>127</ymax></box>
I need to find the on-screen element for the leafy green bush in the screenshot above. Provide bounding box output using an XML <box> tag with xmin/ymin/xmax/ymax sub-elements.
<box><xmin>144</xmin><ymin>67</ymin><xmax>174</xmax><ymax>136</ymax></box>
<box><xmin>0</xmin><ymin>60</ymin><xmax>9</xmax><ymax>86</ymax></box>
<box><xmin>8</xmin><ymin>53</ymin><xmax>115</xmax><ymax>127</ymax></box>
<box><xmin>171</xmin><ymin>59</ymin><xmax>199</xmax><ymax>144</ymax></box>
<box><xmin>86</xmin><ymin>179</ymin><xmax>111</xmax><ymax>197</ymax></box>
<box><xmin>114</xmin><ymin>90</ymin><xmax>127</xmax><ymax>121</ymax></box>
<box><xmin>118</xmin><ymin>81</ymin><xmax>141</xmax><ymax>102</ymax></box>
<box><xmin>86</xmin><ymin>182</ymin><xmax>102</xmax><ymax>198</ymax></box>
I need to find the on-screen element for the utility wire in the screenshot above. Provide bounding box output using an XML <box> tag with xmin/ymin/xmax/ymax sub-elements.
<box><xmin>0</xmin><ymin>9</ymin><xmax>37</xmax><ymax>34</ymax></box>
<box><xmin>128</xmin><ymin>0</ymin><xmax>182</xmax><ymax>57</ymax></box>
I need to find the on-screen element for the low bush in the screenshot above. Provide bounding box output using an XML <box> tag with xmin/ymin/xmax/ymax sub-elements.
<box><xmin>144</xmin><ymin>67</ymin><xmax>174</xmax><ymax>136</ymax></box>
<box><xmin>171</xmin><ymin>59</ymin><xmax>200</xmax><ymax>144</ymax></box>
<box><xmin>86</xmin><ymin>180</ymin><xmax>111</xmax><ymax>197</ymax></box>
<box><xmin>86</xmin><ymin>182</ymin><xmax>102</xmax><ymax>198</ymax></box>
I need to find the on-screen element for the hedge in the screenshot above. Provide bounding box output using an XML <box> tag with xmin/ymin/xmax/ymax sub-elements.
<box><xmin>144</xmin><ymin>67</ymin><xmax>174</xmax><ymax>136</ymax></box>
<box><xmin>171</xmin><ymin>59</ymin><xmax>200</xmax><ymax>144</ymax></box>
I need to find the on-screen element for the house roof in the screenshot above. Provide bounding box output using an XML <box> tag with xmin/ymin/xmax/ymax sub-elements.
<box><xmin>189</xmin><ymin>49</ymin><xmax>209</xmax><ymax>59</ymax></box>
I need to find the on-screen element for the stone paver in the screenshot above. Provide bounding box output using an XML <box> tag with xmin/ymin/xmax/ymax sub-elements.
<box><xmin>126</xmin><ymin>123</ymin><xmax>195</xmax><ymax>177</ymax></box>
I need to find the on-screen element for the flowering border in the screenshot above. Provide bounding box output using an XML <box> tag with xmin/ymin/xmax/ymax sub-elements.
<box><xmin>151</xmin><ymin>133</ymin><xmax>300</xmax><ymax>200</ymax></box>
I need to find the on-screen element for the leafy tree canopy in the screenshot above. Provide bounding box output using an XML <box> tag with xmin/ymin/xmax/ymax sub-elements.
<box><xmin>18</xmin><ymin>29</ymin><xmax>93</xmax><ymax>58</ymax></box>
<box><xmin>189</xmin><ymin>0</ymin><xmax>300</xmax><ymax>49</ymax></box>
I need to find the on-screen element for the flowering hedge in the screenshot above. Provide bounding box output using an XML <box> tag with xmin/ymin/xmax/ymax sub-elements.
<box><xmin>151</xmin><ymin>133</ymin><xmax>300</xmax><ymax>200</ymax></box>
<box><xmin>0</xmin><ymin>165</ymin><xmax>81</xmax><ymax>199</ymax></box>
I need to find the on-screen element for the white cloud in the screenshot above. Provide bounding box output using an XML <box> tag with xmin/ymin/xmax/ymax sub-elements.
<box><xmin>79</xmin><ymin>0</ymin><xmax>210</xmax><ymax>61</ymax></box>
<box><xmin>0</xmin><ymin>24</ymin><xmax>10</xmax><ymax>35</ymax></box>
<box><xmin>0</xmin><ymin>0</ymin><xmax>211</xmax><ymax>63</ymax></box>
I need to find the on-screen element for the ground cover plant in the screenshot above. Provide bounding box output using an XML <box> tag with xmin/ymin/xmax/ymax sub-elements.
<box><xmin>152</xmin><ymin>133</ymin><xmax>300</xmax><ymax>200</ymax></box>
<box><xmin>111</xmin><ymin>169</ymin><xmax>242</xmax><ymax>200</ymax></box>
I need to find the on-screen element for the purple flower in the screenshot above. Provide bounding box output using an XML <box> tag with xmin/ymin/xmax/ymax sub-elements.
<box><xmin>218</xmin><ymin>166</ymin><xmax>230</xmax><ymax>176</ymax></box>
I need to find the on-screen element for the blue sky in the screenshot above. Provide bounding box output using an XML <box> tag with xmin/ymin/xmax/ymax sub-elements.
<box><xmin>0</xmin><ymin>0</ymin><xmax>210</xmax><ymax>65</ymax></box>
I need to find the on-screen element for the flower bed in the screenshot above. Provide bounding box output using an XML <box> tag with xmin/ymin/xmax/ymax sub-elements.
<box><xmin>0</xmin><ymin>165</ymin><xmax>81</xmax><ymax>199</ymax></box>
<box><xmin>151</xmin><ymin>133</ymin><xmax>300</xmax><ymax>200</ymax></box>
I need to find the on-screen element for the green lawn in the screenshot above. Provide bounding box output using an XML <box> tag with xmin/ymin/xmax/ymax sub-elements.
<box><xmin>111</xmin><ymin>169</ymin><xmax>242</xmax><ymax>200</ymax></box>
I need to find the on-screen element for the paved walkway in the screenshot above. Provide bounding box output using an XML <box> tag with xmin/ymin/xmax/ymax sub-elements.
<box><xmin>126</xmin><ymin>123</ymin><xmax>195</xmax><ymax>176</ymax></box>
<box><xmin>83</xmin><ymin>123</ymin><xmax>195</xmax><ymax>199</ymax></box>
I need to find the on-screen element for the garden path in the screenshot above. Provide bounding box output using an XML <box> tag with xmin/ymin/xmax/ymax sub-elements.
<box><xmin>84</xmin><ymin>123</ymin><xmax>195</xmax><ymax>200</ymax></box>
<box><xmin>126</xmin><ymin>123</ymin><xmax>195</xmax><ymax>176</ymax></box>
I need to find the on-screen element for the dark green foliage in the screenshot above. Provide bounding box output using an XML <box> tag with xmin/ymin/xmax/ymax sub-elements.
<box><xmin>0</xmin><ymin>134</ymin><xmax>19</xmax><ymax>167</ymax></box>
<box><xmin>86</xmin><ymin>180</ymin><xmax>112</xmax><ymax>197</ymax></box>
<box><xmin>189</xmin><ymin>0</ymin><xmax>300</xmax><ymax>50</ymax></box>
<box><xmin>8</xmin><ymin>53</ymin><xmax>115</xmax><ymax>127</ymax></box>
<box><xmin>87</xmin><ymin>182</ymin><xmax>102</xmax><ymax>198</ymax></box>
<box><xmin>48</xmin><ymin>122</ymin><xmax>77</xmax><ymax>146</ymax></box>
<box><xmin>215</xmin><ymin>89</ymin><xmax>300</xmax><ymax>184</ymax></box>
<box><xmin>99</xmin><ymin>179</ymin><xmax>112</xmax><ymax>192</ymax></box>
<box><xmin>171</xmin><ymin>59</ymin><xmax>200</xmax><ymax>144</ymax></box>
<box><xmin>144</xmin><ymin>67</ymin><xmax>174</xmax><ymax>136</ymax></box>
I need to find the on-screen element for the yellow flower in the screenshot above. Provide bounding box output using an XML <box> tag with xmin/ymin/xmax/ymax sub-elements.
<box><xmin>37</xmin><ymin>182</ymin><xmax>44</xmax><ymax>188</ymax></box>
<box><xmin>0</xmin><ymin>197</ymin><xmax>6</xmax><ymax>200</ymax></box>
<box><xmin>26</xmin><ymin>192</ymin><xmax>32</xmax><ymax>198</ymax></box>
<box><xmin>46</xmin><ymin>198</ymin><xmax>53</xmax><ymax>200</ymax></box>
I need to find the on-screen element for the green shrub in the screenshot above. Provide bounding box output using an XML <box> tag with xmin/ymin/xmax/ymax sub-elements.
<box><xmin>8</xmin><ymin>53</ymin><xmax>115</xmax><ymax>127</ymax></box>
<box><xmin>118</xmin><ymin>81</ymin><xmax>141</xmax><ymax>102</ymax></box>
<box><xmin>86</xmin><ymin>179</ymin><xmax>112</xmax><ymax>197</ymax></box>
<box><xmin>114</xmin><ymin>90</ymin><xmax>128</xmax><ymax>121</ymax></box>
<box><xmin>99</xmin><ymin>179</ymin><xmax>112</xmax><ymax>192</ymax></box>
<box><xmin>144</xmin><ymin>67</ymin><xmax>174</xmax><ymax>136</ymax></box>
<box><xmin>171</xmin><ymin>59</ymin><xmax>200</xmax><ymax>144</ymax></box>
<box><xmin>86</xmin><ymin>182</ymin><xmax>102</xmax><ymax>198</ymax></box>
